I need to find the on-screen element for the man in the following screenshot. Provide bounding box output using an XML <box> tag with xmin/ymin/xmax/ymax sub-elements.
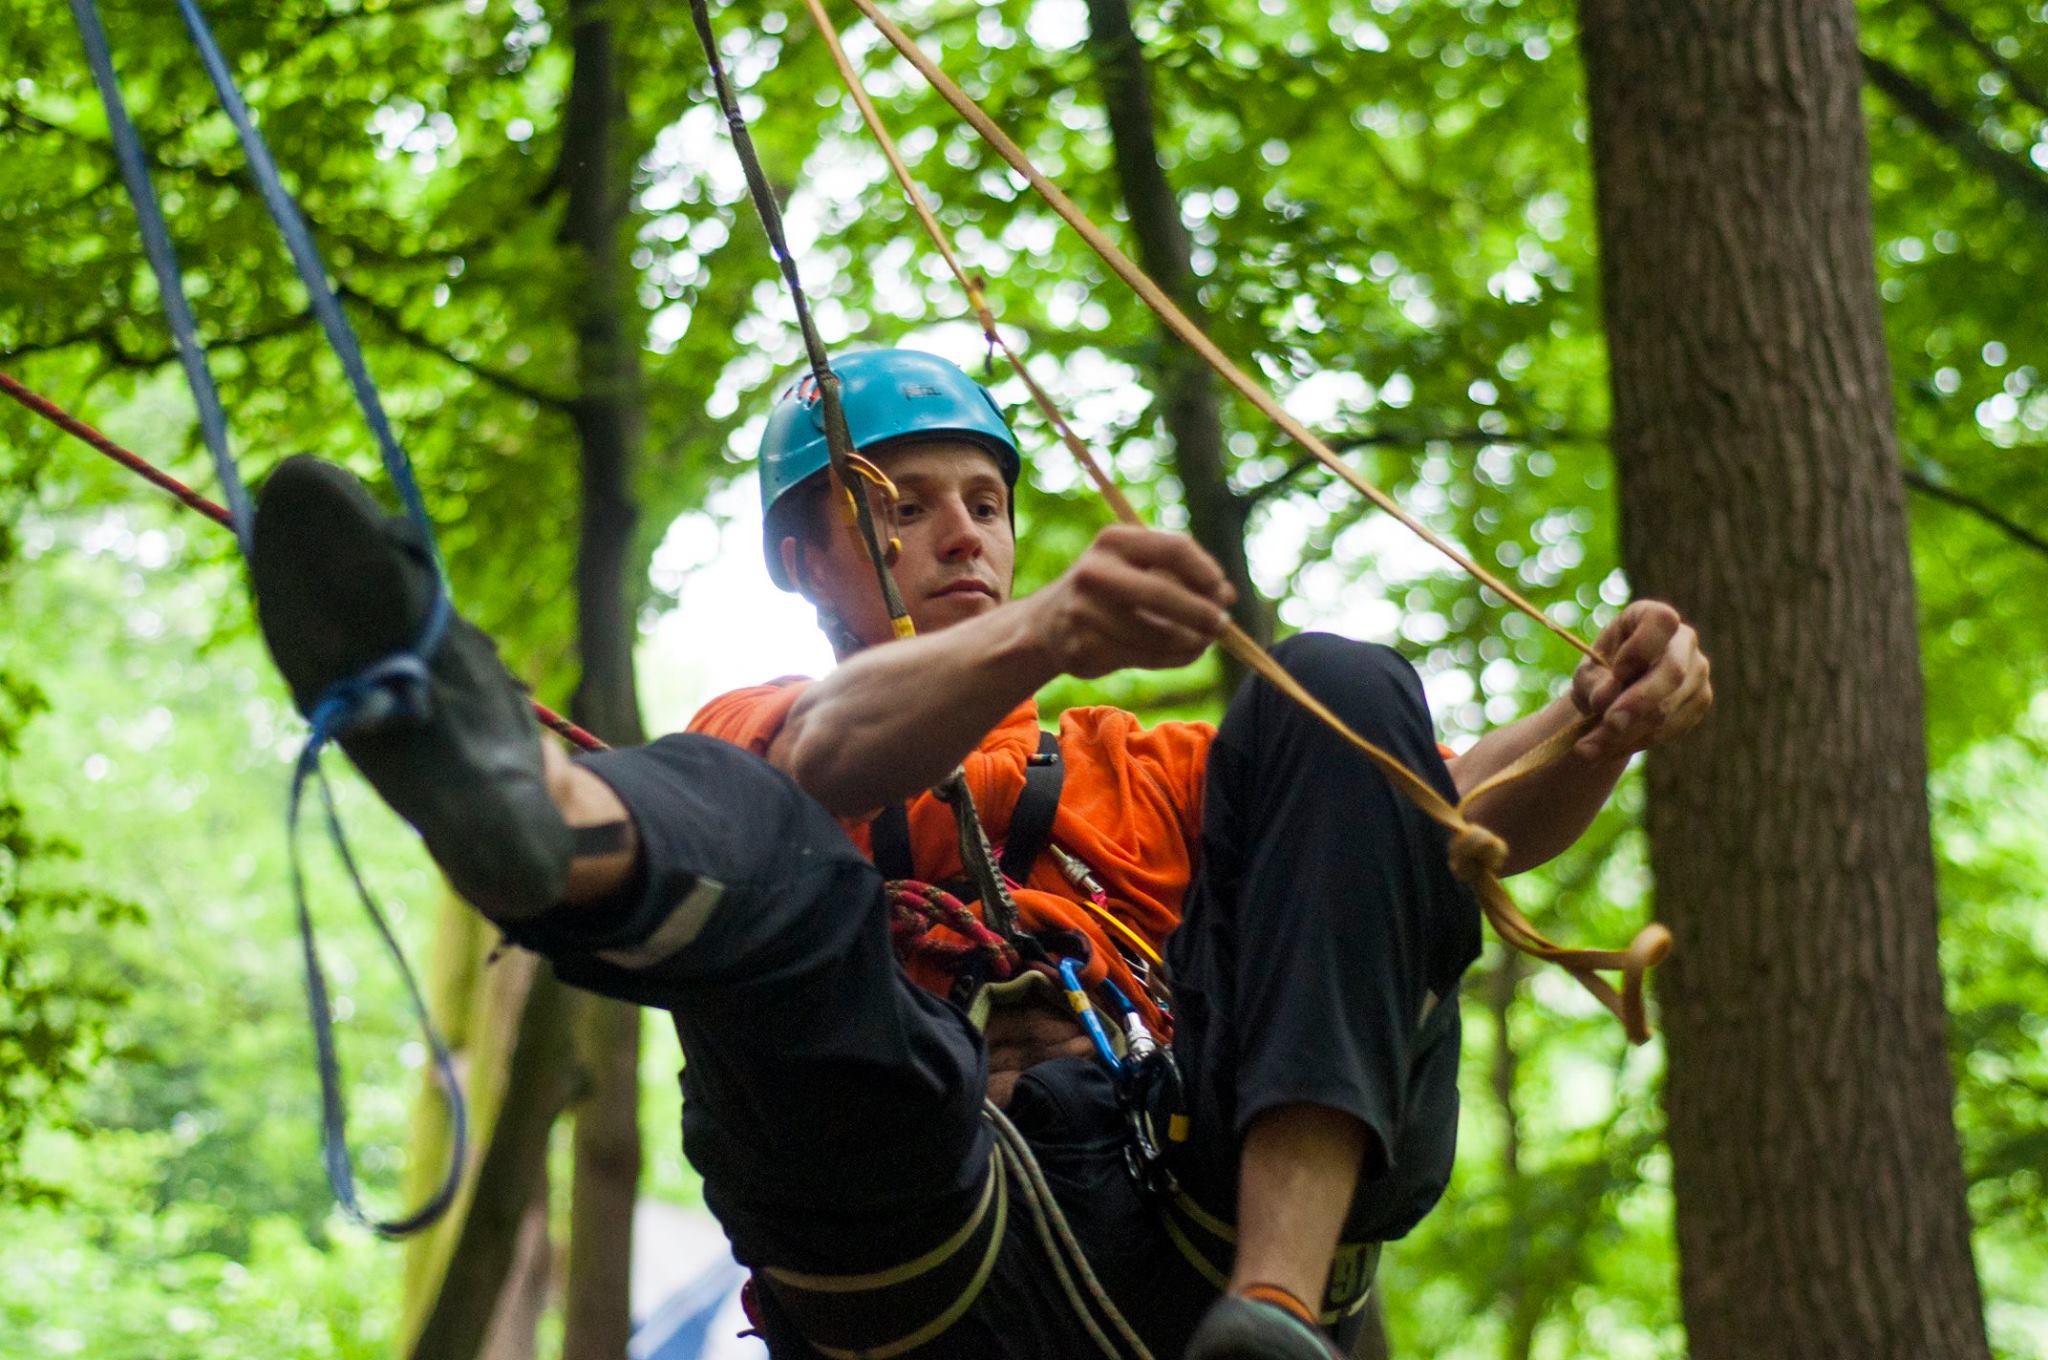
<box><xmin>250</xmin><ymin>349</ymin><xmax>1709</xmax><ymax>1359</ymax></box>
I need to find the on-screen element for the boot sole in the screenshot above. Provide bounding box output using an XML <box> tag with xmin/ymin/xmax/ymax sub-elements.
<box><xmin>252</xmin><ymin>456</ymin><xmax>569</xmax><ymax>919</ymax></box>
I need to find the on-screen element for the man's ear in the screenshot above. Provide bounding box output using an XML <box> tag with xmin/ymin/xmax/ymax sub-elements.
<box><xmin>778</xmin><ymin>535</ymin><xmax>812</xmax><ymax>601</ymax></box>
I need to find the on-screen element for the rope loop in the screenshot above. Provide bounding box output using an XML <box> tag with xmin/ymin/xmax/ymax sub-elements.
<box><xmin>1448</xmin><ymin>824</ymin><xmax>1510</xmax><ymax>884</ymax></box>
<box><xmin>300</xmin><ymin>585</ymin><xmax>452</xmax><ymax>739</ymax></box>
<box><xmin>67</xmin><ymin>0</ymin><xmax>475</xmax><ymax>1233</ymax></box>
<box><xmin>888</xmin><ymin>880</ymin><xmax>1022</xmax><ymax>981</ymax></box>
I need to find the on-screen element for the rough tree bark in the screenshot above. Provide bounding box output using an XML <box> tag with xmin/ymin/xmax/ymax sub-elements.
<box><xmin>1084</xmin><ymin>0</ymin><xmax>1272</xmax><ymax>695</ymax></box>
<box><xmin>1577</xmin><ymin>5</ymin><xmax>1990</xmax><ymax>1358</ymax></box>
<box><xmin>559</xmin><ymin>0</ymin><xmax>649</xmax><ymax>1356</ymax></box>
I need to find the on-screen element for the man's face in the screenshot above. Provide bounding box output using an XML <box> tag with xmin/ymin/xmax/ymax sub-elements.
<box><xmin>782</xmin><ymin>439</ymin><xmax>1016</xmax><ymax>649</ymax></box>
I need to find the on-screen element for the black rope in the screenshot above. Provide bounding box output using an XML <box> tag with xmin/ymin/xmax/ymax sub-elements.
<box><xmin>684</xmin><ymin>0</ymin><xmax>1030</xmax><ymax>945</ymax></box>
<box><xmin>686</xmin><ymin>0</ymin><xmax>910</xmax><ymax>633</ymax></box>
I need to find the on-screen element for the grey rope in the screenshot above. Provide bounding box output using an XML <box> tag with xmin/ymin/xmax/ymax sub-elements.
<box><xmin>985</xmin><ymin>1100</ymin><xmax>1157</xmax><ymax>1360</ymax></box>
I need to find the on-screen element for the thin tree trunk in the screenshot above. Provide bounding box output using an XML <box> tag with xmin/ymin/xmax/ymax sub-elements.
<box><xmin>408</xmin><ymin>957</ymin><xmax>582</xmax><ymax>1360</ymax></box>
<box><xmin>1083</xmin><ymin>0</ymin><xmax>1271</xmax><ymax>695</ymax></box>
<box><xmin>559</xmin><ymin>0</ymin><xmax>648</xmax><ymax>1355</ymax></box>
<box><xmin>1490</xmin><ymin>953</ymin><xmax>1537</xmax><ymax>1360</ymax></box>
<box><xmin>480</xmin><ymin>1186</ymin><xmax>554</xmax><ymax>1360</ymax></box>
<box><xmin>1577</xmin><ymin>5</ymin><xmax>1990</xmax><ymax>1358</ymax></box>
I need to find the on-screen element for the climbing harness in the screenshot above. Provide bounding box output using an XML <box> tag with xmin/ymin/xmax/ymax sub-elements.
<box><xmin>741</xmin><ymin>1101</ymin><xmax>1163</xmax><ymax>1360</ymax></box>
<box><xmin>759</xmin><ymin>1143</ymin><xmax>1015</xmax><ymax>1360</ymax></box>
<box><xmin>1050</xmin><ymin>842</ymin><xmax>1171</xmax><ymax>1011</ymax></box>
<box><xmin>60</xmin><ymin>0</ymin><xmax>489</xmax><ymax>1235</ymax></box>
<box><xmin>872</xmin><ymin>730</ymin><xmax>1062</xmax><ymax>975</ymax></box>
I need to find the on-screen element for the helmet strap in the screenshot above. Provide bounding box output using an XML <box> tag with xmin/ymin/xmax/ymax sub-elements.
<box><xmin>815</xmin><ymin>601</ymin><xmax>869</xmax><ymax>660</ymax></box>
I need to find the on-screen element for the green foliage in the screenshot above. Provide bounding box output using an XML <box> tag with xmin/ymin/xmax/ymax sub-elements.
<box><xmin>0</xmin><ymin>450</ymin><xmax>142</xmax><ymax>1204</ymax></box>
<box><xmin>0</xmin><ymin>1127</ymin><xmax>394</xmax><ymax>1359</ymax></box>
<box><xmin>0</xmin><ymin>666</ymin><xmax>142</xmax><ymax>1203</ymax></box>
<box><xmin>1</xmin><ymin>0</ymin><xmax>2045</xmax><ymax>1354</ymax></box>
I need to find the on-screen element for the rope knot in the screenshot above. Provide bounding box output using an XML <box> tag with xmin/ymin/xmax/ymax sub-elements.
<box><xmin>1448</xmin><ymin>824</ymin><xmax>1509</xmax><ymax>883</ymax></box>
<box><xmin>888</xmin><ymin>880</ymin><xmax>1020</xmax><ymax>981</ymax></box>
<box><xmin>306</xmin><ymin>652</ymin><xmax>432</xmax><ymax>745</ymax></box>
<box><xmin>302</xmin><ymin>596</ymin><xmax>450</xmax><ymax>747</ymax></box>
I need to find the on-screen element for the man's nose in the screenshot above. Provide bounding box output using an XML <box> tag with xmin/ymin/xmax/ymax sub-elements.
<box><xmin>933</xmin><ymin>499</ymin><xmax>984</xmax><ymax>561</ymax></box>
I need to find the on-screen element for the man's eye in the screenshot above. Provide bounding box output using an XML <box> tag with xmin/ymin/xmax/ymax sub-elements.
<box><xmin>895</xmin><ymin>503</ymin><xmax>923</xmax><ymax>520</ymax></box>
<box><xmin>974</xmin><ymin>502</ymin><xmax>1003</xmax><ymax>520</ymax></box>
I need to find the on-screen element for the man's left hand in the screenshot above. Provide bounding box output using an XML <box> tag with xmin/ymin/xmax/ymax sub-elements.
<box><xmin>1570</xmin><ymin>600</ymin><xmax>1713</xmax><ymax>763</ymax></box>
<box><xmin>983</xmin><ymin>1000</ymin><xmax>1095</xmax><ymax>1108</ymax></box>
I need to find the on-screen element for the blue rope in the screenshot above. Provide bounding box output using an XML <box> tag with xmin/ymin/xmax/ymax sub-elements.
<box><xmin>170</xmin><ymin>0</ymin><xmax>444</xmax><ymax>551</ymax></box>
<box><xmin>69</xmin><ymin>0</ymin><xmax>465</xmax><ymax>1237</ymax></box>
<box><xmin>67</xmin><ymin>0</ymin><xmax>252</xmax><ymax>555</ymax></box>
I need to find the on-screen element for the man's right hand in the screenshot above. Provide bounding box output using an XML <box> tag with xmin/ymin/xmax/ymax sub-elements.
<box><xmin>1024</xmin><ymin>525</ymin><xmax>1237</xmax><ymax>679</ymax></box>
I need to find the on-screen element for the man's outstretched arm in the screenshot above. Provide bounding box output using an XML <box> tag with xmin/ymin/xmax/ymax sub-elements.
<box><xmin>1448</xmin><ymin>600</ymin><xmax>1713</xmax><ymax>874</ymax></box>
<box><xmin>769</xmin><ymin>525</ymin><xmax>1235</xmax><ymax>817</ymax></box>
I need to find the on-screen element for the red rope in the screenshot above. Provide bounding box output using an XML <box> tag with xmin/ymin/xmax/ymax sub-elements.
<box><xmin>888</xmin><ymin>879</ymin><xmax>1020</xmax><ymax>980</ymax></box>
<box><xmin>1</xmin><ymin>369</ymin><xmax>607</xmax><ymax>753</ymax></box>
<box><xmin>2</xmin><ymin>370</ymin><xmax>234</xmax><ymax>527</ymax></box>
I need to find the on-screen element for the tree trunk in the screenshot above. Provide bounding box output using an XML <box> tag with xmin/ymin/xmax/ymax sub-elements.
<box><xmin>1083</xmin><ymin>0</ymin><xmax>1271</xmax><ymax>694</ymax></box>
<box><xmin>1576</xmin><ymin>6</ymin><xmax>1990</xmax><ymax>1358</ymax></box>
<box><xmin>479</xmin><ymin>1185</ymin><xmax>554</xmax><ymax>1360</ymax></box>
<box><xmin>407</xmin><ymin>956</ymin><xmax>582</xmax><ymax>1360</ymax></box>
<box><xmin>559</xmin><ymin>0</ymin><xmax>649</xmax><ymax>1356</ymax></box>
<box><xmin>1489</xmin><ymin>953</ymin><xmax>1536</xmax><ymax>1360</ymax></box>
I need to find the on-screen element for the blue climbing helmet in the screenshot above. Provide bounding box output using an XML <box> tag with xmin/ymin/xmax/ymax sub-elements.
<box><xmin>759</xmin><ymin>349</ymin><xmax>1021</xmax><ymax>589</ymax></box>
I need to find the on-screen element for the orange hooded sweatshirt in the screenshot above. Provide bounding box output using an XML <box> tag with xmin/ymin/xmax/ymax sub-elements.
<box><xmin>688</xmin><ymin>680</ymin><xmax>1210</xmax><ymax>1032</ymax></box>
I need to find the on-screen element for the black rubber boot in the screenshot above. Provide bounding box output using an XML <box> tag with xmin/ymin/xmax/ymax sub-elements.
<box><xmin>1183</xmin><ymin>1294</ymin><xmax>1345</xmax><ymax>1360</ymax></box>
<box><xmin>251</xmin><ymin>455</ymin><xmax>572</xmax><ymax>920</ymax></box>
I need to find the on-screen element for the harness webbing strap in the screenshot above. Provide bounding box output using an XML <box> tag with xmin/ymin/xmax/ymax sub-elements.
<box><xmin>872</xmin><ymin>729</ymin><xmax>1063</xmax><ymax>894</ymax></box>
<box><xmin>999</xmin><ymin>730</ymin><xmax>1064</xmax><ymax>886</ymax></box>
<box><xmin>768</xmin><ymin>1150</ymin><xmax>1002</xmax><ymax>1295</ymax></box>
<box><xmin>871</xmin><ymin>802</ymin><xmax>916</xmax><ymax>884</ymax></box>
<box><xmin>762</xmin><ymin>1141</ymin><xmax>1012</xmax><ymax>1360</ymax></box>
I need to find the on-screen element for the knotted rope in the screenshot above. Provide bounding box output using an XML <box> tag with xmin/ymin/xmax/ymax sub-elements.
<box><xmin>799</xmin><ymin>0</ymin><xmax>1672</xmax><ymax>1042</ymax></box>
<box><xmin>888</xmin><ymin>880</ymin><xmax>1022</xmax><ymax>981</ymax></box>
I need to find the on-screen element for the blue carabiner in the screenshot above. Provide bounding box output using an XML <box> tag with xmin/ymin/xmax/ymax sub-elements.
<box><xmin>1057</xmin><ymin>958</ymin><xmax>1124</xmax><ymax>1073</ymax></box>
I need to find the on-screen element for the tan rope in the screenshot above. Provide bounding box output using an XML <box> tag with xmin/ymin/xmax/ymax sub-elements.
<box><xmin>800</xmin><ymin>0</ymin><xmax>1671</xmax><ymax>1042</ymax></box>
<box><xmin>837</xmin><ymin>0</ymin><xmax>1599</xmax><ymax>667</ymax></box>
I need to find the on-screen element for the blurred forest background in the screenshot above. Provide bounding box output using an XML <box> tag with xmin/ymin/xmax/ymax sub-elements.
<box><xmin>1</xmin><ymin>0</ymin><xmax>2044</xmax><ymax>1357</ymax></box>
